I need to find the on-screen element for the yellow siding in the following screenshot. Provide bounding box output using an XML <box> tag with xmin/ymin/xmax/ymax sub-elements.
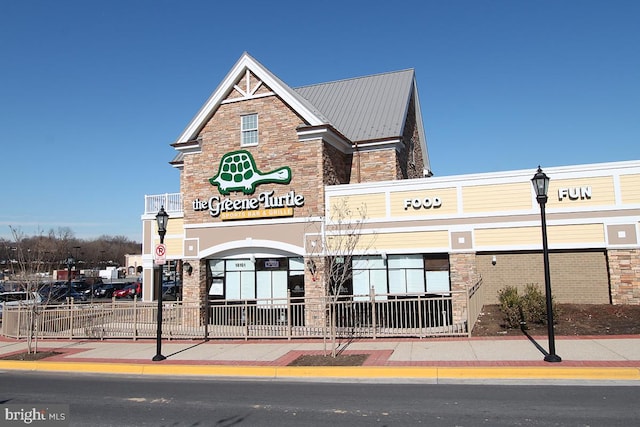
<box><xmin>153</xmin><ymin>218</ymin><xmax>184</xmax><ymax>235</ymax></box>
<box><xmin>463</xmin><ymin>182</ymin><xmax>532</xmax><ymax>213</ymax></box>
<box><xmin>620</xmin><ymin>174</ymin><xmax>640</xmax><ymax>204</ymax></box>
<box><xmin>356</xmin><ymin>230</ymin><xmax>449</xmax><ymax>251</ymax></box>
<box><xmin>328</xmin><ymin>194</ymin><xmax>386</xmax><ymax>220</ymax></box>
<box><xmin>475</xmin><ymin>227</ymin><xmax>541</xmax><ymax>246</ymax></box>
<box><xmin>389</xmin><ymin>187</ymin><xmax>458</xmax><ymax>217</ymax></box>
<box><xmin>475</xmin><ymin>224</ymin><xmax>605</xmax><ymax>247</ymax></box>
<box><xmin>164</xmin><ymin>238</ymin><xmax>183</xmax><ymax>257</ymax></box>
<box><xmin>151</xmin><ymin>218</ymin><xmax>184</xmax><ymax>257</ymax></box>
<box><xmin>547</xmin><ymin>176</ymin><xmax>615</xmax><ymax>208</ymax></box>
<box><xmin>547</xmin><ymin>224</ymin><xmax>605</xmax><ymax>244</ymax></box>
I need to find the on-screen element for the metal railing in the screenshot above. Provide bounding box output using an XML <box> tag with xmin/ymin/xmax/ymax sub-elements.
<box><xmin>2</xmin><ymin>284</ymin><xmax>484</xmax><ymax>341</ymax></box>
<box><xmin>144</xmin><ymin>193</ymin><xmax>183</xmax><ymax>215</ymax></box>
<box><xmin>466</xmin><ymin>277</ymin><xmax>485</xmax><ymax>337</ymax></box>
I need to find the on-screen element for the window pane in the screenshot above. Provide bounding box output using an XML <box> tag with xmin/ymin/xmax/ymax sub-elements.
<box><xmin>406</xmin><ymin>269</ymin><xmax>425</xmax><ymax>293</ymax></box>
<box><xmin>388</xmin><ymin>269</ymin><xmax>406</xmax><ymax>294</ymax></box>
<box><xmin>226</xmin><ymin>272</ymin><xmax>240</xmax><ymax>300</ymax></box>
<box><xmin>354</xmin><ymin>256</ymin><xmax>385</xmax><ymax>269</ymax></box>
<box><xmin>240</xmin><ymin>271</ymin><xmax>255</xmax><ymax>299</ymax></box>
<box><xmin>352</xmin><ymin>270</ymin><xmax>370</xmax><ymax>300</ymax></box>
<box><xmin>289</xmin><ymin>257</ymin><xmax>305</xmax><ymax>271</ymax></box>
<box><xmin>209</xmin><ymin>259</ymin><xmax>224</xmax><ymax>276</ymax></box>
<box><xmin>426</xmin><ymin>271</ymin><xmax>450</xmax><ymax>293</ymax></box>
<box><xmin>256</xmin><ymin>271</ymin><xmax>271</xmax><ymax>300</ymax></box>
<box><xmin>272</xmin><ymin>271</ymin><xmax>288</xmax><ymax>304</ymax></box>
<box><xmin>388</xmin><ymin>254</ymin><xmax>423</xmax><ymax>268</ymax></box>
<box><xmin>370</xmin><ymin>269</ymin><xmax>387</xmax><ymax>299</ymax></box>
<box><xmin>241</xmin><ymin>114</ymin><xmax>257</xmax><ymax>130</ymax></box>
<box><xmin>209</xmin><ymin>278</ymin><xmax>224</xmax><ymax>296</ymax></box>
<box><xmin>242</xmin><ymin>130</ymin><xmax>258</xmax><ymax>145</ymax></box>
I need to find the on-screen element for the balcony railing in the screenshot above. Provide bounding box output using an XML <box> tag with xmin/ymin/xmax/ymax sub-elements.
<box><xmin>145</xmin><ymin>193</ymin><xmax>183</xmax><ymax>215</ymax></box>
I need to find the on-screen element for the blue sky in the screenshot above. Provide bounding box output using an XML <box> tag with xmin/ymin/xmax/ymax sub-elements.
<box><xmin>1</xmin><ymin>0</ymin><xmax>638</xmax><ymax>242</ymax></box>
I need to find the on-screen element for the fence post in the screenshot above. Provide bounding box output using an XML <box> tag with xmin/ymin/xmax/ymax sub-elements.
<box><xmin>244</xmin><ymin>300</ymin><xmax>249</xmax><ymax>340</ymax></box>
<box><xmin>17</xmin><ymin>305</ymin><xmax>23</xmax><ymax>339</ymax></box>
<box><xmin>204</xmin><ymin>300</ymin><xmax>209</xmax><ymax>341</ymax></box>
<box><xmin>287</xmin><ymin>290</ymin><xmax>292</xmax><ymax>340</ymax></box>
<box><xmin>133</xmin><ymin>296</ymin><xmax>138</xmax><ymax>340</ymax></box>
<box><xmin>466</xmin><ymin>285</ymin><xmax>472</xmax><ymax>338</ymax></box>
<box><xmin>418</xmin><ymin>294</ymin><xmax>424</xmax><ymax>338</ymax></box>
<box><xmin>370</xmin><ymin>287</ymin><xmax>377</xmax><ymax>339</ymax></box>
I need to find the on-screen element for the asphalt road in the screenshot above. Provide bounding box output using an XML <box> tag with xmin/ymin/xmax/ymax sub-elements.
<box><xmin>1</xmin><ymin>372</ymin><xmax>638</xmax><ymax>426</ymax></box>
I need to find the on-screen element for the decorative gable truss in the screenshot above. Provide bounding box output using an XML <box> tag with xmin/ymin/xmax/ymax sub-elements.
<box><xmin>225</xmin><ymin>70</ymin><xmax>274</xmax><ymax>103</ymax></box>
<box><xmin>171</xmin><ymin>53</ymin><xmax>328</xmax><ymax>166</ymax></box>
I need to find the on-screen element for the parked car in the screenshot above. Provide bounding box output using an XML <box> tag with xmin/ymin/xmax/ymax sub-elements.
<box><xmin>50</xmin><ymin>287</ymin><xmax>88</xmax><ymax>303</ymax></box>
<box><xmin>0</xmin><ymin>291</ymin><xmax>43</xmax><ymax>319</ymax></box>
<box><xmin>114</xmin><ymin>282</ymin><xmax>141</xmax><ymax>299</ymax></box>
<box><xmin>93</xmin><ymin>283</ymin><xmax>125</xmax><ymax>298</ymax></box>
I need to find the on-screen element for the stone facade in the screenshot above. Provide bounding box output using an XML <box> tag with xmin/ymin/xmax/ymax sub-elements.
<box><xmin>608</xmin><ymin>249</ymin><xmax>640</xmax><ymax>305</ymax></box>
<box><xmin>448</xmin><ymin>252</ymin><xmax>479</xmax><ymax>326</ymax></box>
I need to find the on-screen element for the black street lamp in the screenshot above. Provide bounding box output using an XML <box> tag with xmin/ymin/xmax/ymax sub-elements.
<box><xmin>65</xmin><ymin>255</ymin><xmax>75</xmax><ymax>300</ymax></box>
<box><xmin>153</xmin><ymin>206</ymin><xmax>169</xmax><ymax>362</ymax></box>
<box><xmin>531</xmin><ymin>166</ymin><xmax>562</xmax><ymax>363</ymax></box>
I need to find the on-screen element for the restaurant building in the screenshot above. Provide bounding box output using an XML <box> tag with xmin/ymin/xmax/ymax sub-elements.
<box><xmin>141</xmin><ymin>53</ymin><xmax>640</xmax><ymax>331</ymax></box>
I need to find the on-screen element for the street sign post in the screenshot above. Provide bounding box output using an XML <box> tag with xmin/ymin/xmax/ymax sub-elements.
<box><xmin>154</xmin><ymin>243</ymin><xmax>166</xmax><ymax>265</ymax></box>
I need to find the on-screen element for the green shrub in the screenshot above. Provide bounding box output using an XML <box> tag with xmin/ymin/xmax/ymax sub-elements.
<box><xmin>498</xmin><ymin>284</ymin><xmax>558</xmax><ymax>329</ymax></box>
<box><xmin>521</xmin><ymin>284</ymin><xmax>547</xmax><ymax>325</ymax></box>
<box><xmin>497</xmin><ymin>286</ymin><xmax>523</xmax><ymax>329</ymax></box>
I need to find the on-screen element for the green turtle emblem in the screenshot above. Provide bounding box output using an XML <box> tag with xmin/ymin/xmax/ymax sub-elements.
<box><xmin>209</xmin><ymin>150</ymin><xmax>291</xmax><ymax>195</ymax></box>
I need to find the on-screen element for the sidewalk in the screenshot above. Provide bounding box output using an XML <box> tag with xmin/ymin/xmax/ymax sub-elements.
<box><xmin>1</xmin><ymin>335</ymin><xmax>639</xmax><ymax>384</ymax></box>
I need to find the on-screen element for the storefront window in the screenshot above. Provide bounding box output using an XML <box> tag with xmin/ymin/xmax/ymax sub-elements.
<box><xmin>351</xmin><ymin>254</ymin><xmax>450</xmax><ymax>300</ymax></box>
<box><xmin>352</xmin><ymin>256</ymin><xmax>387</xmax><ymax>301</ymax></box>
<box><xmin>388</xmin><ymin>255</ymin><xmax>425</xmax><ymax>294</ymax></box>
<box><xmin>226</xmin><ymin>260</ymin><xmax>255</xmax><ymax>300</ymax></box>
<box><xmin>207</xmin><ymin>257</ymin><xmax>305</xmax><ymax>302</ymax></box>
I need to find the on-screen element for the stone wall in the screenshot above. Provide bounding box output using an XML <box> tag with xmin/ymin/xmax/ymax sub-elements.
<box><xmin>449</xmin><ymin>252</ymin><xmax>479</xmax><ymax>326</ymax></box>
<box><xmin>609</xmin><ymin>249</ymin><xmax>640</xmax><ymax>305</ymax></box>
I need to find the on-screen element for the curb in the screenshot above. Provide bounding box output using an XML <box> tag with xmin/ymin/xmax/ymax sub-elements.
<box><xmin>1</xmin><ymin>361</ymin><xmax>639</xmax><ymax>382</ymax></box>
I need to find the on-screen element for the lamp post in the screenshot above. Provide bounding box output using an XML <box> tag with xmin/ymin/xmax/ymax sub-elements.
<box><xmin>65</xmin><ymin>255</ymin><xmax>75</xmax><ymax>300</ymax></box>
<box><xmin>531</xmin><ymin>166</ymin><xmax>562</xmax><ymax>363</ymax></box>
<box><xmin>153</xmin><ymin>206</ymin><xmax>169</xmax><ymax>362</ymax></box>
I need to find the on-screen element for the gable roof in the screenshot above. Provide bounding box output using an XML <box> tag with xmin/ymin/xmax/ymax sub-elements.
<box><xmin>174</xmin><ymin>52</ymin><xmax>328</xmax><ymax>145</ymax></box>
<box><xmin>171</xmin><ymin>53</ymin><xmax>430</xmax><ymax>174</ymax></box>
<box><xmin>294</xmin><ymin>69</ymin><xmax>415</xmax><ymax>143</ymax></box>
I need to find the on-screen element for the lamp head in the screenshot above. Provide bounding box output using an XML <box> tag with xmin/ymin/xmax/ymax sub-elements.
<box><xmin>531</xmin><ymin>166</ymin><xmax>550</xmax><ymax>204</ymax></box>
<box><xmin>156</xmin><ymin>206</ymin><xmax>169</xmax><ymax>235</ymax></box>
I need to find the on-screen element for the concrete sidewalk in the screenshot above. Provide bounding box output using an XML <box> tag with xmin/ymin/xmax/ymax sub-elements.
<box><xmin>1</xmin><ymin>335</ymin><xmax>639</xmax><ymax>384</ymax></box>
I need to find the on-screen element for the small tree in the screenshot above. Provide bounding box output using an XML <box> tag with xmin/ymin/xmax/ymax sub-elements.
<box><xmin>306</xmin><ymin>198</ymin><xmax>375</xmax><ymax>357</ymax></box>
<box><xmin>8</xmin><ymin>226</ymin><xmax>52</xmax><ymax>354</ymax></box>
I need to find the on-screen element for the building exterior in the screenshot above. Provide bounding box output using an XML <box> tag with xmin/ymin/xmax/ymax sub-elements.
<box><xmin>141</xmin><ymin>53</ymin><xmax>640</xmax><ymax>332</ymax></box>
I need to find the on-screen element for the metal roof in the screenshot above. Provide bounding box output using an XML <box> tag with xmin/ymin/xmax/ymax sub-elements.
<box><xmin>294</xmin><ymin>69</ymin><xmax>415</xmax><ymax>142</ymax></box>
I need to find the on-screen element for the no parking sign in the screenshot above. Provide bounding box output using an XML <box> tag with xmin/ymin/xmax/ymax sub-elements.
<box><xmin>155</xmin><ymin>243</ymin><xmax>166</xmax><ymax>265</ymax></box>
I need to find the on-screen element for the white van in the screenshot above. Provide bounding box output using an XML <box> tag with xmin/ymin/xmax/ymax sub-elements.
<box><xmin>0</xmin><ymin>291</ymin><xmax>43</xmax><ymax>319</ymax></box>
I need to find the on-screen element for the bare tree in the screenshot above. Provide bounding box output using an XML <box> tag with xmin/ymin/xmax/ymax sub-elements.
<box><xmin>306</xmin><ymin>198</ymin><xmax>375</xmax><ymax>357</ymax></box>
<box><xmin>7</xmin><ymin>226</ymin><xmax>49</xmax><ymax>354</ymax></box>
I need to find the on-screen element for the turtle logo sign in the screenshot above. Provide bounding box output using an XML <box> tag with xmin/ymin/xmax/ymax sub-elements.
<box><xmin>209</xmin><ymin>150</ymin><xmax>291</xmax><ymax>195</ymax></box>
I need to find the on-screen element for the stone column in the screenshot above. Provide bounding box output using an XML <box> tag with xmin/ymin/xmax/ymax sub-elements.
<box><xmin>179</xmin><ymin>259</ymin><xmax>207</xmax><ymax>328</ymax></box>
<box><xmin>304</xmin><ymin>257</ymin><xmax>326</xmax><ymax>328</ymax></box>
<box><xmin>608</xmin><ymin>249</ymin><xmax>640</xmax><ymax>305</ymax></box>
<box><xmin>448</xmin><ymin>252</ymin><xmax>479</xmax><ymax>327</ymax></box>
